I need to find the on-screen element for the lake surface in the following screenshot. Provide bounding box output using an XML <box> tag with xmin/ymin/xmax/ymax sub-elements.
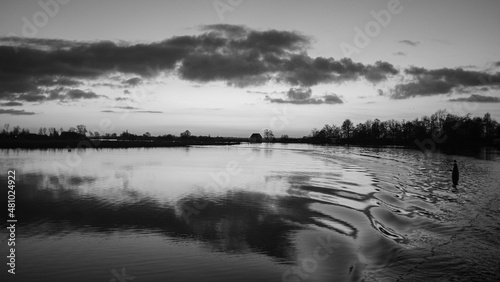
<box><xmin>1</xmin><ymin>144</ymin><xmax>500</xmax><ymax>281</ymax></box>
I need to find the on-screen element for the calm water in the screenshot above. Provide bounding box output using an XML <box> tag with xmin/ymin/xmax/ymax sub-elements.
<box><xmin>1</xmin><ymin>144</ymin><xmax>499</xmax><ymax>281</ymax></box>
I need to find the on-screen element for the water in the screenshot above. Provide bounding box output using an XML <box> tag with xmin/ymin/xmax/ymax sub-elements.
<box><xmin>1</xmin><ymin>144</ymin><xmax>499</xmax><ymax>281</ymax></box>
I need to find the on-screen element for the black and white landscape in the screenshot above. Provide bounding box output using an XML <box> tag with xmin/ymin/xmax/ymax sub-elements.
<box><xmin>1</xmin><ymin>1</ymin><xmax>500</xmax><ymax>281</ymax></box>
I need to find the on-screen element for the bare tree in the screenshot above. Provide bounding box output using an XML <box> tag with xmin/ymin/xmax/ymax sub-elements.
<box><xmin>180</xmin><ymin>130</ymin><xmax>191</xmax><ymax>138</ymax></box>
<box><xmin>12</xmin><ymin>126</ymin><xmax>21</xmax><ymax>136</ymax></box>
<box><xmin>76</xmin><ymin>124</ymin><xmax>87</xmax><ymax>135</ymax></box>
<box><xmin>263</xmin><ymin>129</ymin><xmax>275</xmax><ymax>141</ymax></box>
<box><xmin>341</xmin><ymin>119</ymin><xmax>354</xmax><ymax>139</ymax></box>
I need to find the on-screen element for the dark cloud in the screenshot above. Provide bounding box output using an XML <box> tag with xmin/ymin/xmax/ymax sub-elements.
<box><xmin>323</xmin><ymin>94</ymin><xmax>344</xmax><ymax>104</ymax></box>
<box><xmin>495</xmin><ymin>62</ymin><xmax>500</xmax><ymax>67</ymax></box>
<box><xmin>0</xmin><ymin>109</ymin><xmax>35</xmax><ymax>115</ymax></box>
<box><xmin>16</xmin><ymin>93</ymin><xmax>47</xmax><ymax>102</ymax></box>
<box><xmin>9</xmin><ymin>87</ymin><xmax>104</xmax><ymax>102</ymax></box>
<box><xmin>391</xmin><ymin>80</ymin><xmax>454</xmax><ymax>99</ymax></box>
<box><xmin>0</xmin><ymin>36</ymin><xmax>81</xmax><ymax>51</ymax></box>
<box><xmin>115</xmin><ymin>97</ymin><xmax>130</xmax><ymax>101</ymax></box>
<box><xmin>391</xmin><ymin>67</ymin><xmax>500</xmax><ymax>99</ymax></box>
<box><xmin>266</xmin><ymin>88</ymin><xmax>343</xmax><ymax>105</ymax></box>
<box><xmin>123</xmin><ymin>77</ymin><xmax>142</xmax><ymax>86</ymax></box>
<box><xmin>287</xmin><ymin>87</ymin><xmax>312</xmax><ymax>100</ymax></box>
<box><xmin>278</xmin><ymin>57</ymin><xmax>398</xmax><ymax>86</ymax></box>
<box><xmin>449</xmin><ymin>94</ymin><xmax>500</xmax><ymax>103</ymax></box>
<box><xmin>0</xmin><ymin>25</ymin><xmax>399</xmax><ymax>103</ymax></box>
<box><xmin>36</xmin><ymin>77</ymin><xmax>81</xmax><ymax>87</ymax></box>
<box><xmin>398</xmin><ymin>40</ymin><xmax>420</xmax><ymax>47</ymax></box>
<box><xmin>393</xmin><ymin>51</ymin><xmax>406</xmax><ymax>56</ymax></box>
<box><xmin>1</xmin><ymin>101</ymin><xmax>23</xmax><ymax>106</ymax></box>
<box><xmin>66</xmin><ymin>89</ymin><xmax>101</xmax><ymax>99</ymax></box>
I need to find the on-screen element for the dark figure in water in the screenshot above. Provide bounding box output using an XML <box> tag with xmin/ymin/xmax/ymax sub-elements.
<box><xmin>452</xmin><ymin>160</ymin><xmax>459</xmax><ymax>186</ymax></box>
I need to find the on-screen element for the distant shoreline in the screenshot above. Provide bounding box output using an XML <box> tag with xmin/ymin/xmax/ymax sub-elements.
<box><xmin>1</xmin><ymin>139</ymin><xmax>497</xmax><ymax>158</ymax></box>
<box><xmin>0</xmin><ymin>139</ymin><xmax>241</xmax><ymax>149</ymax></box>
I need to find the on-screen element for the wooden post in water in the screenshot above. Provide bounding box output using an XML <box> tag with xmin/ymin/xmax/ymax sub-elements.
<box><xmin>452</xmin><ymin>160</ymin><xmax>459</xmax><ymax>186</ymax></box>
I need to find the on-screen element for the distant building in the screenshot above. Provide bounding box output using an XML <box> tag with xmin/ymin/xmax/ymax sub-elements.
<box><xmin>249</xmin><ymin>133</ymin><xmax>263</xmax><ymax>143</ymax></box>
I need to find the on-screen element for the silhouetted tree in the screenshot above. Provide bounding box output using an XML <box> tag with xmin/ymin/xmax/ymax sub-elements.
<box><xmin>308</xmin><ymin>110</ymin><xmax>499</xmax><ymax>149</ymax></box>
<box><xmin>76</xmin><ymin>125</ymin><xmax>87</xmax><ymax>135</ymax></box>
<box><xmin>12</xmin><ymin>126</ymin><xmax>21</xmax><ymax>137</ymax></box>
<box><xmin>263</xmin><ymin>129</ymin><xmax>275</xmax><ymax>142</ymax></box>
<box><xmin>180</xmin><ymin>130</ymin><xmax>191</xmax><ymax>138</ymax></box>
<box><xmin>341</xmin><ymin>119</ymin><xmax>354</xmax><ymax>140</ymax></box>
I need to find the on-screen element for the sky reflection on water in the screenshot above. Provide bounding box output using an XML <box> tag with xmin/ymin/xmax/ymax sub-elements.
<box><xmin>1</xmin><ymin>144</ymin><xmax>499</xmax><ymax>281</ymax></box>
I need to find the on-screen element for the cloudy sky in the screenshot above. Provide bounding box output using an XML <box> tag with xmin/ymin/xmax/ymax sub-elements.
<box><xmin>1</xmin><ymin>0</ymin><xmax>499</xmax><ymax>137</ymax></box>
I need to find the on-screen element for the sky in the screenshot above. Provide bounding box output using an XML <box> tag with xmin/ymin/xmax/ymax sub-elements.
<box><xmin>1</xmin><ymin>0</ymin><xmax>499</xmax><ymax>137</ymax></box>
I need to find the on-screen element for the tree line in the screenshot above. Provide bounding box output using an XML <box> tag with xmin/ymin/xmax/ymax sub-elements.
<box><xmin>2</xmin><ymin>110</ymin><xmax>499</xmax><ymax>150</ymax></box>
<box><xmin>306</xmin><ymin>110</ymin><xmax>500</xmax><ymax>149</ymax></box>
<box><xmin>0</xmin><ymin>125</ymin><xmax>221</xmax><ymax>142</ymax></box>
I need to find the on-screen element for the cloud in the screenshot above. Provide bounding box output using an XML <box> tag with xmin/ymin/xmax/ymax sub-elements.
<box><xmin>123</xmin><ymin>77</ymin><xmax>142</xmax><ymax>86</ymax></box>
<box><xmin>266</xmin><ymin>87</ymin><xmax>343</xmax><ymax>105</ymax></box>
<box><xmin>276</xmin><ymin>57</ymin><xmax>398</xmax><ymax>86</ymax></box>
<box><xmin>66</xmin><ymin>89</ymin><xmax>101</xmax><ymax>99</ymax></box>
<box><xmin>323</xmin><ymin>93</ymin><xmax>344</xmax><ymax>104</ymax></box>
<box><xmin>134</xmin><ymin>110</ymin><xmax>163</xmax><ymax>113</ymax></box>
<box><xmin>16</xmin><ymin>93</ymin><xmax>47</xmax><ymax>102</ymax></box>
<box><xmin>114</xmin><ymin>106</ymin><xmax>139</xmax><ymax>110</ymax></box>
<box><xmin>287</xmin><ymin>87</ymin><xmax>312</xmax><ymax>100</ymax></box>
<box><xmin>495</xmin><ymin>61</ymin><xmax>500</xmax><ymax>67</ymax></box>
<box><xmin>398</xmin><ymin>40</ymin><xmax>420</xmax><ymax>47</ymax></box>
<box><xmin>449</xmin><ymin>94</ymin><xmax>500</xmax><ymax>103</ymax></box>
<box><xmin>202</xmin><ymin>24</ymin><xmax>247</xmax><ymax>34</ymax></box>
<box><xmin>0</xmin><ymin>25</ymin><xmax>399</xmax><ymax>102</ymax></box>
<box><xmin>393</xmin><ymin>51</ymin><xmax>406</xmax><ymax>56</ymax></box>
<box><xmin>0</xmin><ymin>109</ymin><xmax>35</xmax><ymax>115</ymax></box>
<box><xmin>101</xmin><ymin>109</ymin><xmax>162</xmax><ymax>113</ymax></box>
<box><xmin>36</xmin><ymin>77</ymin><xmax>81</xmax><ymax>87</ymax></box>
<box><xmin>390</xmin><ymin>67</ymin><xmax>500</xmax><ymax>99</ymax></box>
<box><xmin>1</xmin><ymin>101</ymin><xmax>23</xmax><ymax>106</ymax></box>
